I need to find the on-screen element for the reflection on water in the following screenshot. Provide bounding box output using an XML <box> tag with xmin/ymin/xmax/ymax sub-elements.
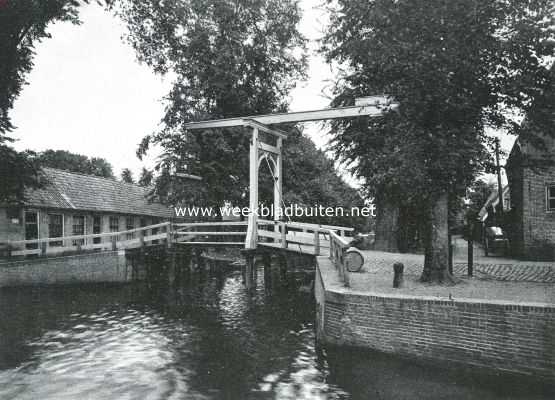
<box><xmin>0</xmin><ymin>269</ymin><xmax>553</xmax><ymax>400</ymax></box>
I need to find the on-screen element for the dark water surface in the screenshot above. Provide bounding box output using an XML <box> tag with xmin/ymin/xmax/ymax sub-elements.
<box><xmin>0</xmin><ymin>269</ymin><xmax>553</xmax><ymax>400</ymax></box>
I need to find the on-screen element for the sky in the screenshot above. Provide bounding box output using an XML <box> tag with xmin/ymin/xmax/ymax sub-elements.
<box><xmin>10</xmin><ymin>0</ymin><xmax>512</xmax><ymax>186</ymax></box>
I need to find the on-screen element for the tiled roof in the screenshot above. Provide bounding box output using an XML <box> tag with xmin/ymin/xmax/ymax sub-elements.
<box><xmin>24</xmin><ymin>168</ymin><xmax>173</xmax><ymax>218</ymax></box>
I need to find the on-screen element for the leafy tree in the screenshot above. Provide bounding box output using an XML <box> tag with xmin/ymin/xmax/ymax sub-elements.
<box><xmin>119</xmin><ymin>0</ymin><xmax>307</xmax><ymax>208</ymax></box>
<box><xmin>120</xmin><ymin>168</ymin><xmax>134</xmax><ymax>184</ymax></box>
<box><xmin>0</xmin><ymin>142</ymin><xmax>42</xmax><ymax>204</ymax></box>
<box><xmin>0</xmin><ymin>0</ymin><xmax>85</xmax><ymax>134</ymax></box>
<box><xmin>0</xmin><ymin>0</ymin><xmax>112</xmax><ymax>202</ymax></box>
<box><xmin>36</xmin><ymin>149</ymin><xmax>114</xmax><ymax>178</ymax></box>
<box><xmin>280</xmin><ymin>129</ymin><xmax>369</xmax><ymax>230</ymax></box>
<box><xmin>322</xmin><ymin>0</ymin><xmax>554</xmax><ymax>282</ymax></box>
<box><xmin>138</xmin><ymin>167</ymin><xmax>153</xmax><ymax>187</ymax></box>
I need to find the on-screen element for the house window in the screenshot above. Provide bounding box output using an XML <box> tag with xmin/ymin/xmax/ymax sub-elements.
<box><xmin>93</xmin><ymin>216</ymin><xmax>102</xmax><ymax>244</ymax></box>
<box><xmin>24</xmin><ymin>211</ymin><xmax>39</xmax><ymax>250</ymax></box>
<box><xmin>548</xmin><ymin>185</ymin><xmax>555</xmax><ymax>211</ymax></box>
<box><xmin>109</xmin><ymin>216</ymin><xmax>119</xmax><ymax>232</ymax></box>
<box><xmin>152</xmin><ymin>217</ymin><xmax>160</xmax><ymax>244</ymax></box>
<box><xmin>72</xmin><ymin>215</ymin><xmax>85</xmax><ymax>246</ymax></box>
<box><xmin>48</xmin><ymin>214</ymin><xmax>63</xmax><ymax>247</ymax></box>
<box><xmin>126</xmin><ymin>216</ymin><xmax>135</xmax><ymax>240</ymax></box>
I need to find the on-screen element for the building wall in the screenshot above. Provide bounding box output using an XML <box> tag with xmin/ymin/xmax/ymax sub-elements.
<box><xmin>0</xmin><ymin>208</ymin><xmax>24</xmax><ymax>243</ymax></box>
<box><xmin>315</xmin><ymin>260</ymin><xmax>555</xmax><ymax>381</ymax></box>
<box><xmin>1</xmin><ymin>207</ymin><xmax>161</xmax><ymax>252</ymax></box>
<box><xmin>507</xmin><ymin>159</ymin><xmax>525</xmax><ymax>256</ymax></box>
<box><xmin>522</xmin><ymin>166</ymin><xmax>555</xmax><ymax>258</ymax></box>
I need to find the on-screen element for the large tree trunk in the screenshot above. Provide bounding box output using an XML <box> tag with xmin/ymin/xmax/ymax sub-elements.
<box><xmin>373</xmin><ymin>195</ymin><xmax>399</xmax><ymax>252</ymax></box>
<box><xmin>420</xmin><ymin>192</ymin><xmax>455</xmax><ymax>284</ymax></box>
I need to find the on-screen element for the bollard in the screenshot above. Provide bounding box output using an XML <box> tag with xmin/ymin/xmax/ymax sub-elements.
<box><xmin>393</xmin><ymin>262</ymin><xmax>404</xmax><ymax>288</ymax></box>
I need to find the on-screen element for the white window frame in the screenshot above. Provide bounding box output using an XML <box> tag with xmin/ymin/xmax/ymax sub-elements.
<box><xmin>547</xmin><ymin>184</ymin><xmax>555</xmax><ymax>212</ymax></box>
<box><xmin>47</xmin><ymin>213</ymin><xmax>64</xmax><ymax>247</ymax></box>
<box><xmin>72</xmin><ymin>215</ymin><xmax>86</xmax><ymax>246</ymax></box>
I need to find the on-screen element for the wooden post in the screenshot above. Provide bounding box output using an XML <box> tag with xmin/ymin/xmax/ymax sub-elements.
<box><xmin>263</xmin><ymin>253</ymin><xmax>272</xmax><ymax>290</ymax></box>
<box><xmin>168</xmin><ymin>249</ymin><xmax>176</xmax><ymax>289</ymax></box>
<box><xmin>279</xmin><ymin>254</ymin><xmax>287</xmax><ymax>281</ymax></box>
<box><xmin>393</xmin><ymin>262</ymin><xmax>404</xmax><ymax>288</ymax></box>
<box><xmin>166</xmin><ymin>223</ymin><xmax>173</xmax><ymax>249</ymax></box>
<box><xmin>139</xmin><ymin>229</ymin><xmax>145</xmax><ymax>248</ymax></box>
<box><xmin>281</xmin><ymin>223</ymin><xmax>287</xmax><ymax>248</ymax></box>
<box><xmin>468</xmin><ymin>230</ymin><xmax>474</xmax><ymax>277</ymax></box>
<box><xmin>274</xmin><ymin>137</ymin><xmax>283</xmax><ymax>234</ymax></box>
<box><xmin>245</xmin><ymin>253</ymin><xmax>255</xmax><ymax>291</ymax></box>
<box><xmin>245</xmin><ymin>127</ymin><xmax>259</xmax><ymax>249</ymax></box>
<box><xmin>448</xmin><ymin>230</ymin><xmax>453</xmax><ymax>274</ymax></box>
<box><xmin>314</xmin><ymin>230</ymin><xmax>320</xmax><ymax>256</ymax></box>
<box><xmin>195</xmin><ymin>248</ymin><xmax>203</xmax><ymax>271</ymax></box>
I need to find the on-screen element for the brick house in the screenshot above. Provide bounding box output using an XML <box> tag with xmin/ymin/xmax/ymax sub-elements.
<box><xmin>0</xmin><ymin>168</ymin><xmax>174</xmax><ymax>252</ymax></box>
<box><xmin>505</xmin><ymin>136</ymin><xmax>555</xmax><ymax>259</ymax></box>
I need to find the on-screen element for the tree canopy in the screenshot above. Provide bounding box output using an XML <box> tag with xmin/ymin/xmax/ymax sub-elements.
<box><xmin>138</xmin><ymin>167</ymin><xmax>153</xmax><ymax>187</ymax></box>
<box><xmin>36</xmin><ymin>149</ymin><xmax>115</xmax><ymax>178</ymax></box>
<box><xmin>322</xmin><ymin>0</ymin><xmax>554</xmax><ymax>282</ymax></box>
<box><xmin>118</xmin><ymin>0</ymin><xmax>308</xmax><ymax>209</ymax></box>
<box><xmin>120</xmin><ymin>168</ymin><xmax>134</xmax><ymax>184</ymax></box>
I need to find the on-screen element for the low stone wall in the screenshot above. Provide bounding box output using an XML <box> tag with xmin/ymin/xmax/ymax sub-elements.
<box><xmin>315</xmin><ymin>257</ymin><xmax>555</xmax><ymax>381</ymax></box>
<box><xmin>0</xmin><ymin>251</ymin><xmax>131</xmax><ymax>287</ymax></box>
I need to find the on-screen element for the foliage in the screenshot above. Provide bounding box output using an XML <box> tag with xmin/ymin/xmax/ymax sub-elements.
<box><xmin>35</xmin><ymin>149</ymin><xmax>115</xmax><ymax>178</ymax></box>
<box><xmin>0</xmin><ymin>0</ymin><xmax>110</xmax><ymax>202</ymax></box>
<box><xmin>321</xmin><ymin>0</ymin><xmax>554</xmax><ymax>281</ymax></box>
<box><xmin>120</xmin><ymin>168</ymin><xmax>134</xmax><ymax>184</ymax></box>
<box><xmin>118</xmin><ymin>0</ymin><xmax>307</xmax><ymax>207</ymax></box>
<box><xmin>0</xmin><ymin>0</ymin><xmax>90</xmax><ymax>135</ymax></box>
<box><xmin>280</xmin><ymin>129</ymin><xmax>369</xmax><ymax>230</ymax></box>
<box><xmin>138</xmin><ymin>167</ymin><xmax>153</xmax><ymax>187</ymax></box>
<box><xmin>0</xmin><ymin>140</ymin><xmax>42</xmax><ymax>204</ymax></box>
<box><xmin>514</xmin><ymin>67</ymin><xmax>555</xmax><ymax>170</ymax></box>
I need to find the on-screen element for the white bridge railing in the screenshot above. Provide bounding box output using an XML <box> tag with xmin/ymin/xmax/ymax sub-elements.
<box><xmin>2</xmin><ymin>222</ymin><xmax>172</xmax><ymax>258</ymax></box>
<box><xmin>1</xmin><ymin>219</ymin><xmax>356</xmax><ymax>263</ymax></box>
<box><xmin>329</xmin><ymin>230</ymin><xmax>352</xmax><ymax>287</ymax></box>
<box><xmin>256</xmin><ymin>219</ymin><xmax>354</xmax><ymax>256</ymax></box>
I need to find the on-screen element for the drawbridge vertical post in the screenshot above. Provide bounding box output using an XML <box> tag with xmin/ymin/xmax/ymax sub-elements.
<box><xmin>274</xmin><ymin>137</ymin><xmax>283</xmax><ymax>233</ymax></box>
<box><xmin>245</xmin><ymin>126</ymin><xmax>259</xmax><ymax>250</ymax></box>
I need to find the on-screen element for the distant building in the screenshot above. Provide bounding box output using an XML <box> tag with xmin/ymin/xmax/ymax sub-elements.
<box><xmin>0</xmin><ymin>168</ymin><xmax>173</xmax><ymax>251</ymax></box>
<box><xmin>477</xmin><ymin>185</ymin><xmax>511</xmax><ymax>227</ymax></box>
<box><xmin>505</xmin><ymin>136</ymin><xmax>555</xmax><ymax>259</ymax></box>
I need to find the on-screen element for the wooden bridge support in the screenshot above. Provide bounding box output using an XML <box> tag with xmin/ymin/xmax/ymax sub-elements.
<box><xmin>245</xmin><ymin>252</ymin><xmax>255</xmax><ymax>291</ymax></box>
<box><xmin>263</xmin><ymin>253</ymin><xmax>272</xmax><ymax>290</ymax></box>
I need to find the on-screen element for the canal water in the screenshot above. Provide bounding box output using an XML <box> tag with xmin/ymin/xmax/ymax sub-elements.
<box><xmin>0</xmin><ymin>268</ymin><xmax>552</xmax><ymax>400</ymax></box>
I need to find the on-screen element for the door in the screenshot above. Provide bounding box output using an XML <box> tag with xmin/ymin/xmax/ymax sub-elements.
<box><xmin>24</xmin><ymin>211</ymin><xmax>39</xmax><ymax>249</ymax></box>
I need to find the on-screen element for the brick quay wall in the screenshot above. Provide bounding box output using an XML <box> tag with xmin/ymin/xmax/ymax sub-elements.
<box><xmin>315</xmin><ymin>257</ymin><xmax>555</xmax><ymax>381</ymax></box>
<box><xmin>0</xmin><ymin>251</ymin><xmax>131</xmax><ymax>287</ymax></box>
